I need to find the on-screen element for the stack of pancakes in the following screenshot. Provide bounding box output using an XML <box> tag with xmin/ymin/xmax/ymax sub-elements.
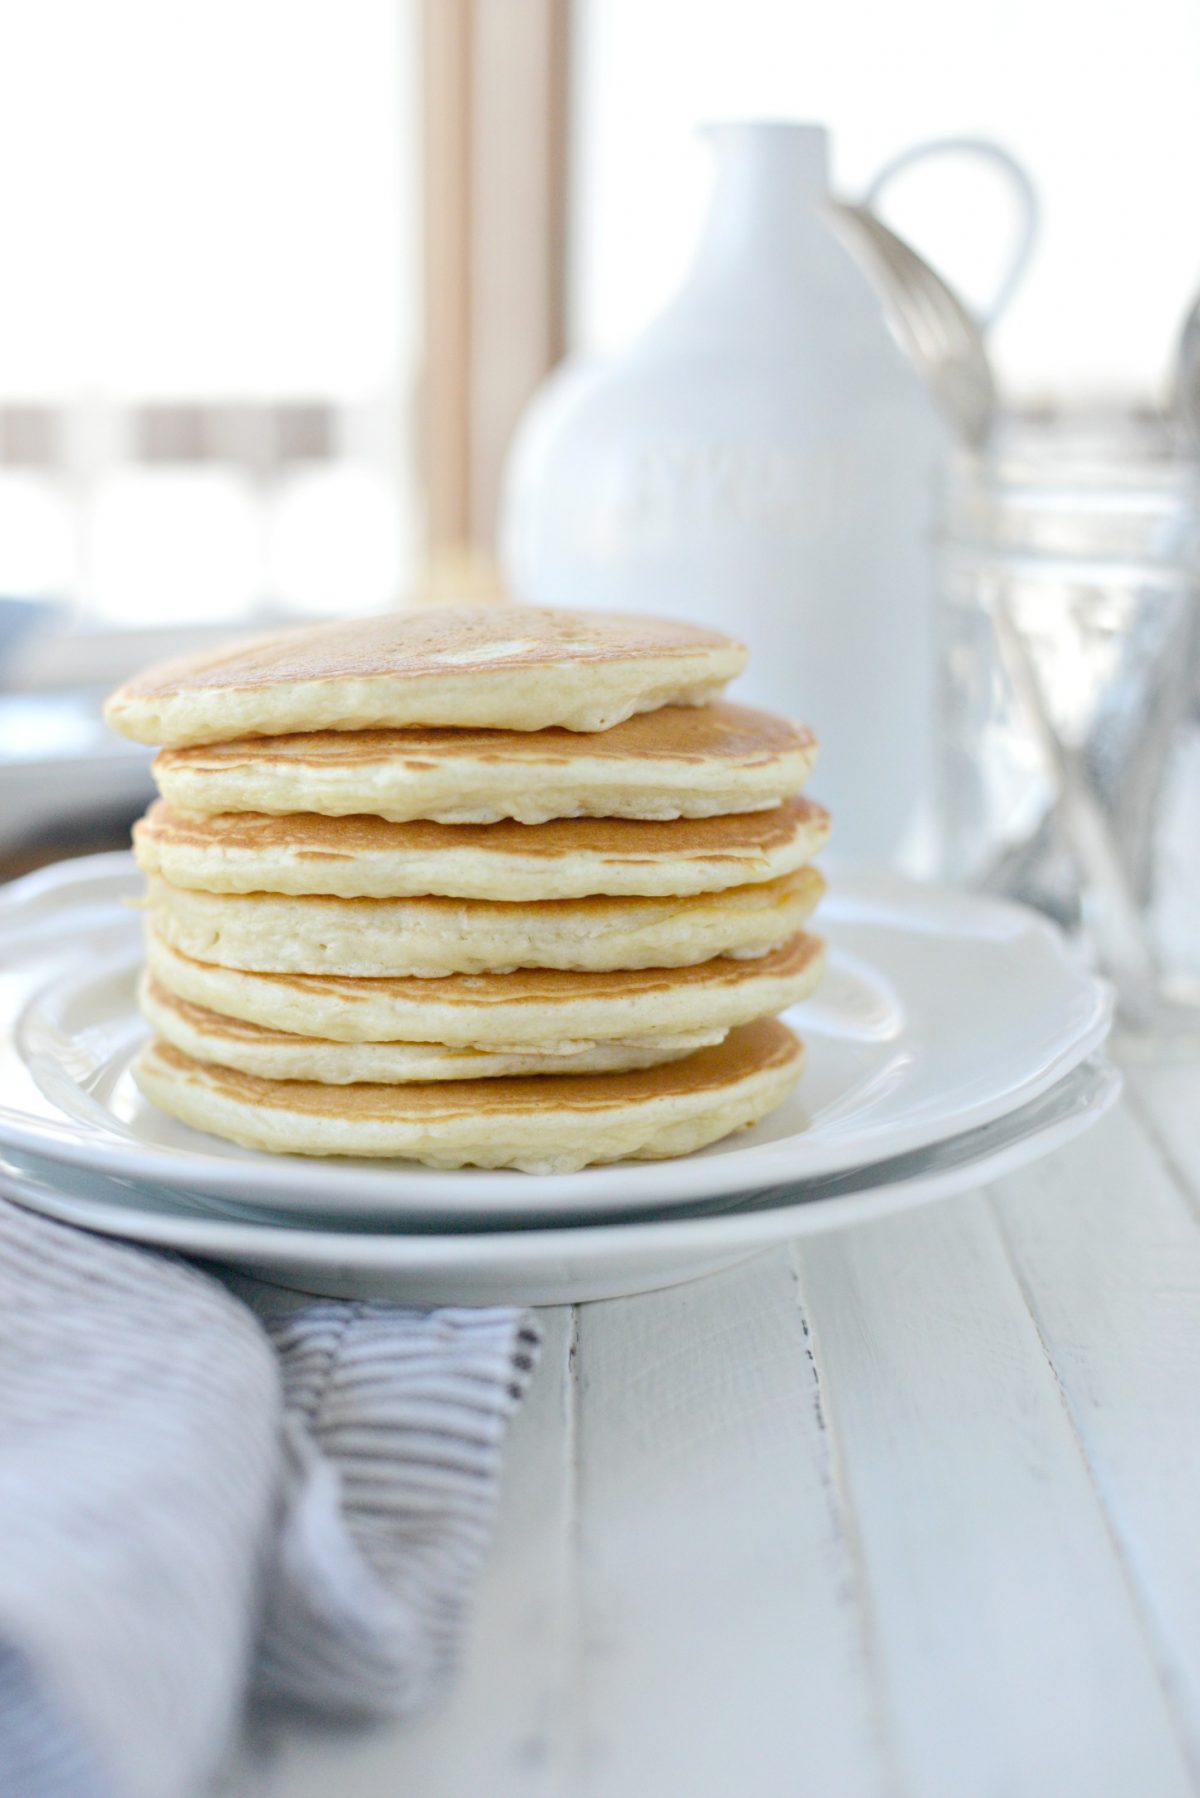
<box><xmin>105</xmin><ymin>606</ymin><xmax>830</xmax><ymax>1173</ymax></box>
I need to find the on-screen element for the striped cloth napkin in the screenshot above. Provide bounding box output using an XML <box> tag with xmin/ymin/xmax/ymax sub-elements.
<box><xmin>0</xmin><ymin>1195</ymin><xmax>540</xmax><ymax>1798</ymax></box>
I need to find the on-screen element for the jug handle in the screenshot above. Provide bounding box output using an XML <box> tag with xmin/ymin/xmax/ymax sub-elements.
<box><xmin>860</xmin><ymin>137</ymin><xmax>1039</xmax><ymax>330</ymax></box>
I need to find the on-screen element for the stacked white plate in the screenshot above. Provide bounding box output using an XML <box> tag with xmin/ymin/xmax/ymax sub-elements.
<box><xmin>0</xmin><ymin>853</ymin><xmax>1117</xmax><ymax>1304</ymax></box>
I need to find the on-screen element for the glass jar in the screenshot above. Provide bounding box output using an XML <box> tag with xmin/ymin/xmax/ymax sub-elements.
<box><xmin>939</xmin><ymin>413</ymin><xmax>1200</xmax><ymax>1045</ymax></box>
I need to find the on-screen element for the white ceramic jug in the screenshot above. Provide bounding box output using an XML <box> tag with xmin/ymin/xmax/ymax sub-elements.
<box><xmin>500</xmin><ymin>122</ymin><xmax>949</xmax><ymax>866</ymax></box>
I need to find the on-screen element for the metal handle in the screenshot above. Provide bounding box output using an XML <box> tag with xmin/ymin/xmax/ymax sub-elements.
<box><xmin>861</xmin><ymin>136</ymin><xmax>1040</xmax><ymax>330</ymax></box>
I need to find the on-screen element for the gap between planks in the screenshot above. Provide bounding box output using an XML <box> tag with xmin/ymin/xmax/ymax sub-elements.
<box><xmin>797</xmin><ymin>1182</ymin><xmax>1196</xmax><ymax>1798</ymax></box>
<box><xmin>986</xmin><ymin>1088</ymin><xmax>1200</xmax><ymax>1791</ymax></box>
<box><xmin>567</xmin><ymin>1250</ymin><xmax>892</xmax><ymax>1798</ymax></box>
<box><xmin>788</xmin><ymin>1239</ymin><xmax>909</xmax><ymax>1798</ymax></box>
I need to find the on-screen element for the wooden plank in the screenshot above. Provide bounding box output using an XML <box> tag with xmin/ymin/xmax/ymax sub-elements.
<box><xmin>799</xmin><ymin>1191</ymin><xmax>1195</xmax><ymax>1798</ymax></box>
<box><xmin>566</xmin><ymin>1249</ymin><xmax>889</xmax><ymax>1798</ymax></box>
<box><xmin>991</xmin><ymin>1093</ymin><xmax>1200</xmax><ymax>1782</ymax></box>
<box><xmin>225</xmin><ymin>1308</ymin><xmax>578</xmax><ymax>1797</ymax></box>
<box><xmin>1125</xmin><ymin>1060</ymin><xmax>1200</xmax><ymax>1221</ymax></box>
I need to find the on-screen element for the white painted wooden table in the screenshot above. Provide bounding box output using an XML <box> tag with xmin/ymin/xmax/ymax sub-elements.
<box><xmin>226</xmin><ymin>1061</ymin><xmax>1200</xmax><ymax>1798</ymax></box>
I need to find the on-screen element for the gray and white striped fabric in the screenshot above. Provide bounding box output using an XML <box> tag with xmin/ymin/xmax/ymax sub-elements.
<box><xmin>0</xmin><ymin>1196</ymin><xmax>540</xmax><ymax>1798</ymax></box>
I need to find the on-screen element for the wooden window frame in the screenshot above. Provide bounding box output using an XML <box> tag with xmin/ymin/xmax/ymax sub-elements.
<box><xmin>420</xmin><ymin>0</ymin><xmax>569</xmax><ymax>587</ymax></box>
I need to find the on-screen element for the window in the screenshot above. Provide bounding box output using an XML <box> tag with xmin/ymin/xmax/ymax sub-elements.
<box><xmin>4</xmin><ymin>0</ymin><xmax>1179</xmax><ymax>639</ymax></box>
<box><xmin>0</xmin><ymin>0</ymin><xmax>418</xmax><ymax>623</ymax></box>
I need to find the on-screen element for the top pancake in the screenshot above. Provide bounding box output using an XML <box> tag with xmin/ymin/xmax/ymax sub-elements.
<box><xmin>151</xmin><ymin>701</ymin><xmax>816</xmax><ymax>825</ymax></box>
<box><xmin>105</xmin><ymin>605</ymin><xmax>747</xmax><ymax>746</ymax></box>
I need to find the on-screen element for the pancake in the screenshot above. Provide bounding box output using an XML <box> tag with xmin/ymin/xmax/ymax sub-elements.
<box><xmin>104</xmin><ymin>606</ymin><xmax>746</xmax><ymax>746</ymax></box>
<box><xmin>144</xmin><ymin>867</ymin><xmax>825</xmax><ymax>977</ymax></box>
<box><xmin>138</xmin><ymin>976</ymin><xmax>725</xmax><ymax>1084</ymax></box>
<box><xmin>151</xmin><ymin>702</ymin><xmax>817</xmax><ymax>824</ymax></box>
<box><xmin>145</xmin><ymin>928</ymin><xmax>826</xmax><ymax>1050</ymax></box>
<box><xmin>133</xmin><ymin>794</ymin><xmax>831</xmax><ymax>901</ymax></box>
<box><xmin>131</xmin><ymin>1018</ymin><xmax>803</xmax><ymax>1171</ymax></box>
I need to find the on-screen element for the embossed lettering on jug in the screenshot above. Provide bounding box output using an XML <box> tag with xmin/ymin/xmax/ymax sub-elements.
<box><xmin>623</xmin><ymin>441</ymin><xmax>850</xmax><ymax>542</ymax></box>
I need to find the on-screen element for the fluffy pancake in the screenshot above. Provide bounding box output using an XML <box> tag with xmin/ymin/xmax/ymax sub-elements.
<box><xmin>139</xmin><ymin>976</ymin><xmax>723</xmax><ymax>1083</ymax></box>
<box><xmin>132</xmin><ymin>1018</ymin><xmax>803</xmax><ymax>1171</ymax></box>
<box><xmin>105</xmin><ymin>606</ymin><xmax>746</xmax><ymax>746</ymax></box>
<box><xmin>151</xmin><ymin>702</ymin><xmax>816</xmax><ymax>824</ymax></box>
<box><xmin>145</xmin><ymin>928</ymin><xmax>826</xmax><ymax>1049</ymax></box>
<box><xmin>133</xmin><ymin>794</ymin><xmax>830</xmax><ymax>901</ymax></box>
<box><xmin>145</xmin><ymin>866</ymin><xmax>824</xmax><ymax>977</ymax></box>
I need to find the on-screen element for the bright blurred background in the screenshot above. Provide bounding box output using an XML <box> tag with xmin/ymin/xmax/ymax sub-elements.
<box><xmin>0</xmin><ymin>0</ymin><xmax>1193</xmax><ymax>634</ymax></box>
<box><xmin>0</xmin><ymin>0</ymin><xmax>417</xmax><ymax>628</ymax></box>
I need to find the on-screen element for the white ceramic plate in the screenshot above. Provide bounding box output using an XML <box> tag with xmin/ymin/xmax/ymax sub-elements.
<box><xmin>0</xmin><ymin>853</ymin><xmax>1112</xmax><ymax>1223</ymax></box>
<box><xmin>0</xmin><ymin>1058</ymin><xmax>1121</xmax><ymax>1304</ymax></box>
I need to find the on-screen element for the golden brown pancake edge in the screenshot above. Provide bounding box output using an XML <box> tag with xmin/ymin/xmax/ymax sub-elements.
<box><xmin>149</xmin><ymin>928</ymin><xmax>825</xmax><ymax>1006</ymax></box>
<box><xmin>135</xmin><ymin>793</ymin><xmax>831</xmax><ymax>865</ymax></box>
<box><xmin>152</xmin><ymin>701</ymin><xmax>814</xmax><ymax>773</ymax></box>
<box><xmin>147</xmin><ymin>1016</ymin><xmax>802</xmax><ymax>1118</ymax></box>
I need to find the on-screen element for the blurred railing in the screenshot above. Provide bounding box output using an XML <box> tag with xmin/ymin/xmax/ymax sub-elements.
<box><xmin>0</xmin><ymin>397</ymin><xmax>409</xmax><ymax>626</ymax></box>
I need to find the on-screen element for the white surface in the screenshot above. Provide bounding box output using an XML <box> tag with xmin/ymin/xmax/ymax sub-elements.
<box><xmin>0</xmin><ymin>853</ymin><xmax>1110</xmax><ymax>1222</ymax></box>
<box><xmin>218</xmin><ymin>1056</ymin><xmax>1200</xmax><ymax>1796</ymax></box>
<box><xmin>0</xmin><ymin>1058</ymin><xmax>1119</xmax><ymax>1306</ymax></box>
